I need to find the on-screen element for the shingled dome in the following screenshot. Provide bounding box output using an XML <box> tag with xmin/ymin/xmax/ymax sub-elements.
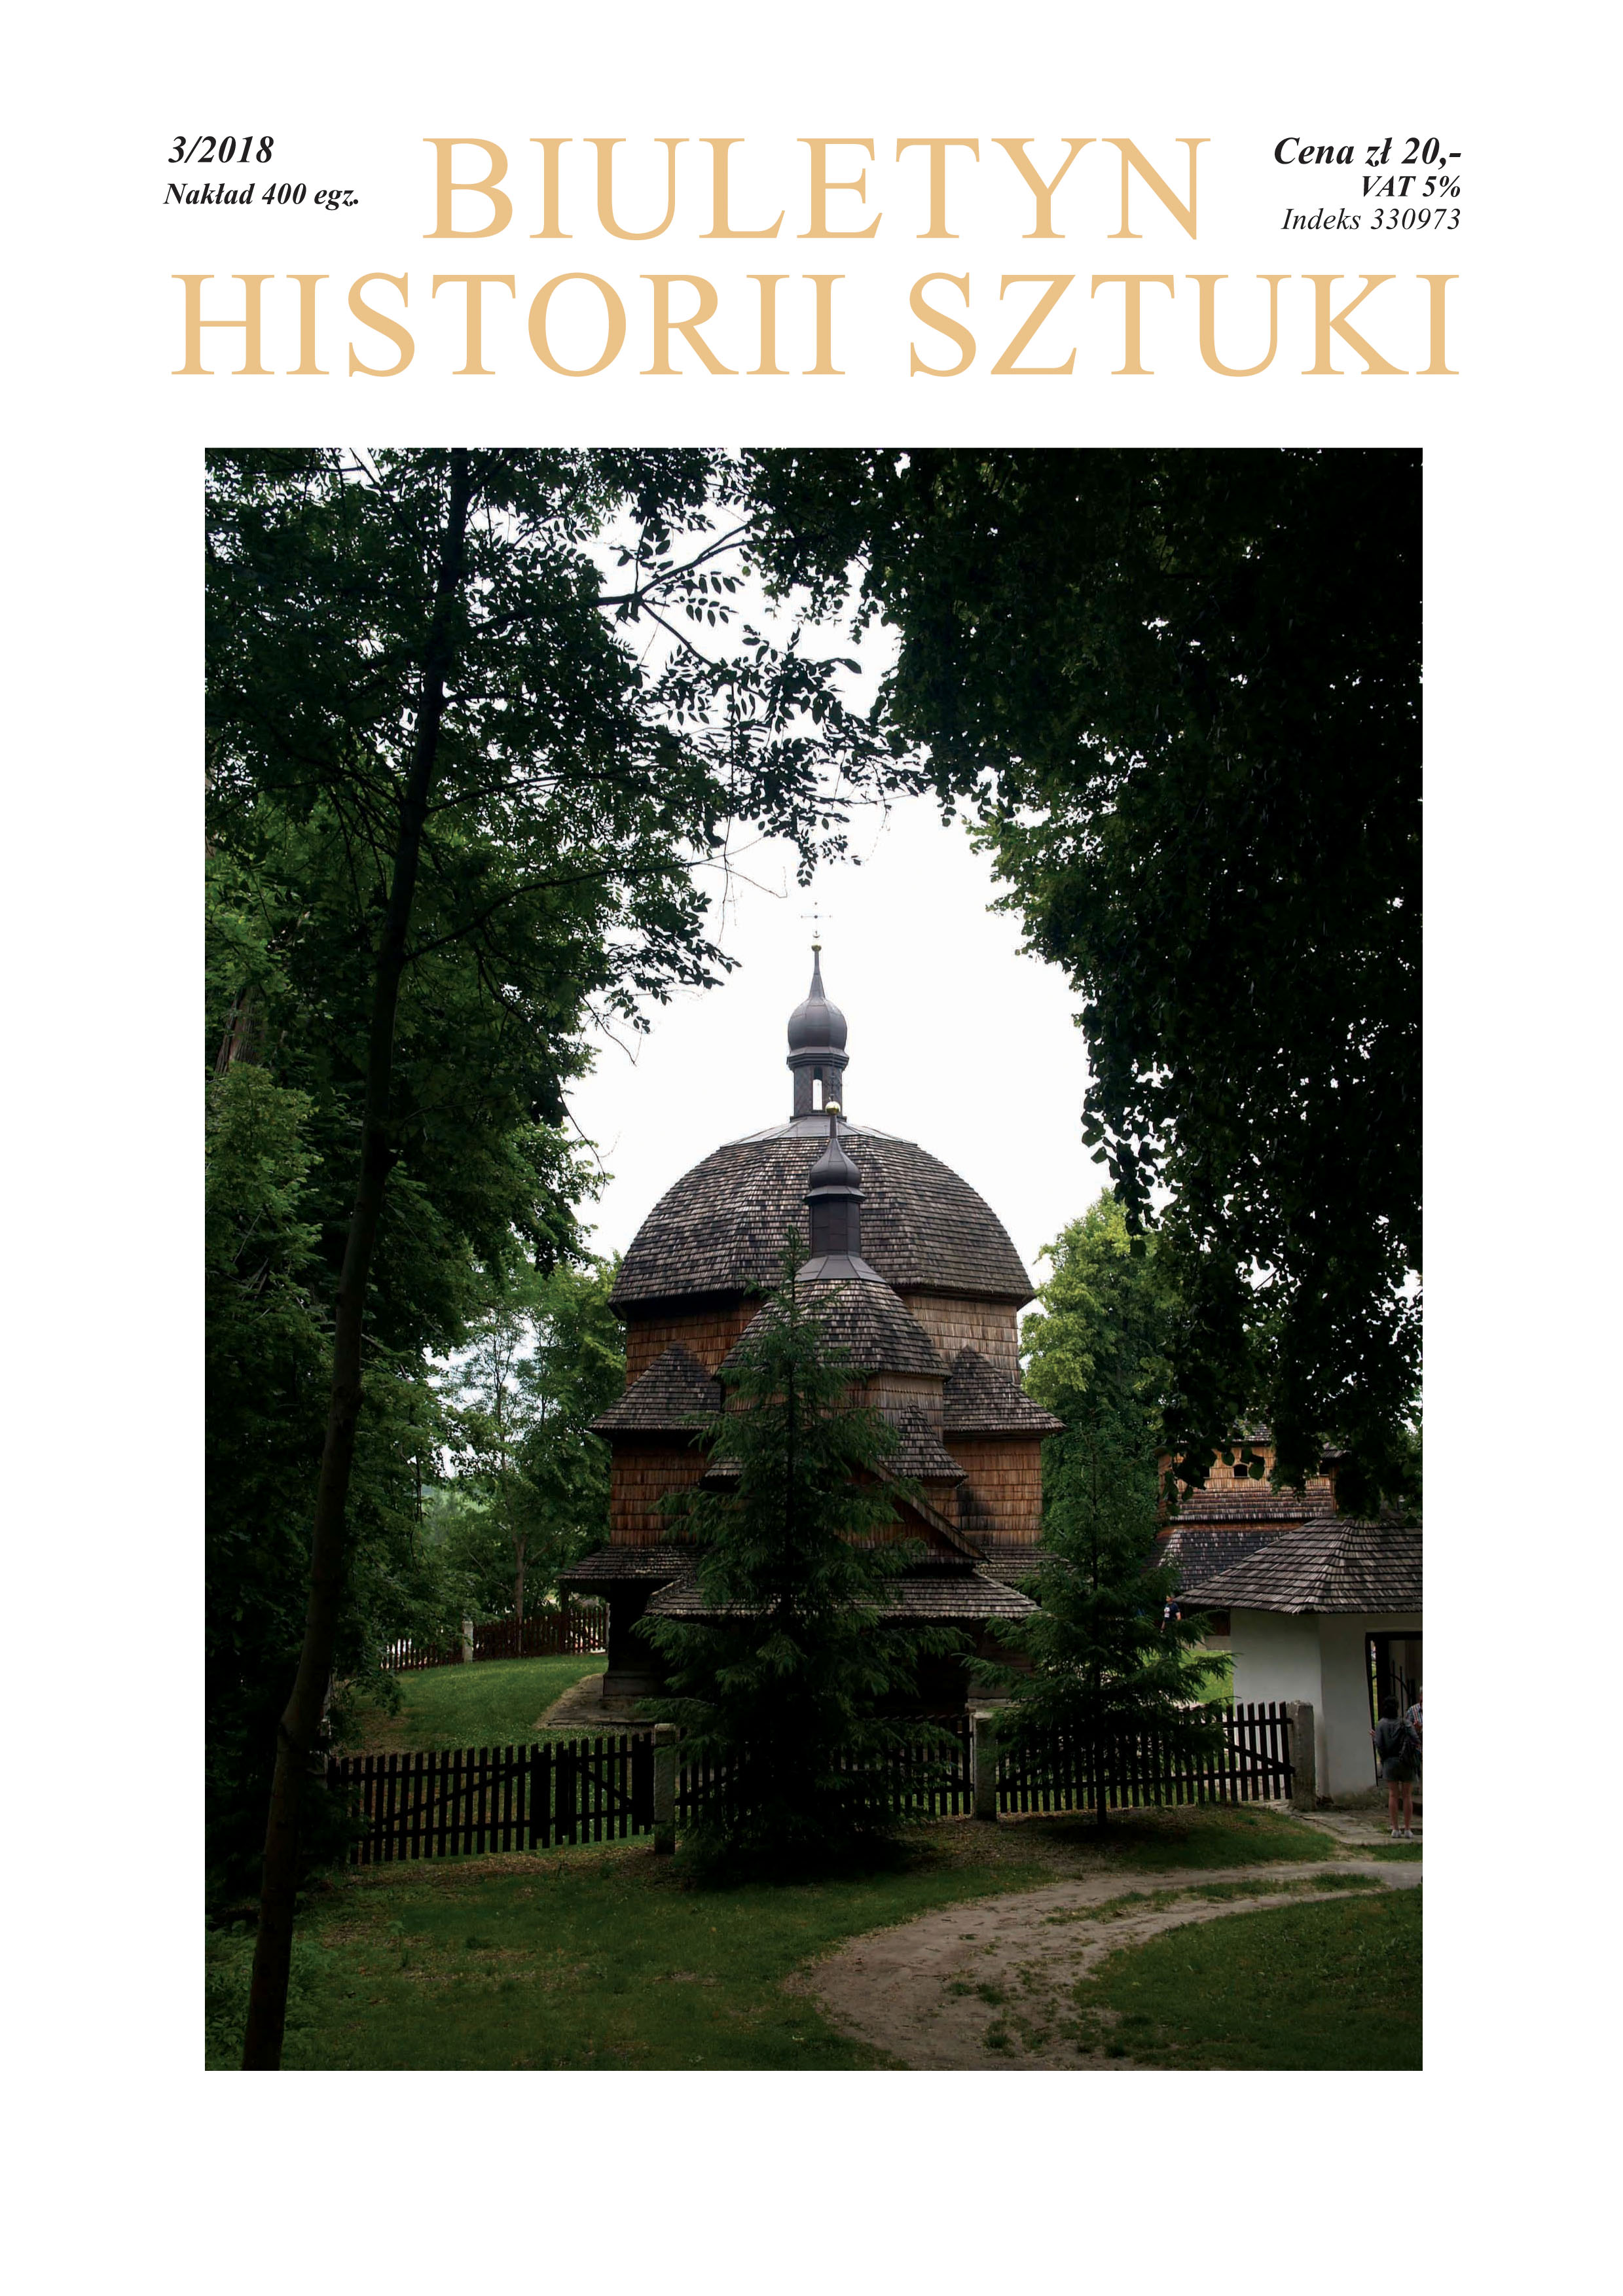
<box><xmin>613</xmin><ymin>948</ymin><xmax>1033</xmax><ymax>1310</ymax></box>
<box><xmin>612</xmin><ymin>1128</ymin><xmax>1033</xmax><ymax>1308</ymax></box>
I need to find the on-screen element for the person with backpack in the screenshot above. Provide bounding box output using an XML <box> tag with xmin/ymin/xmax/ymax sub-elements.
<box><xmin>1372</xmin><ymin>1696</ymin><xmax>1420</xmax><ymax>1838</ymax></box>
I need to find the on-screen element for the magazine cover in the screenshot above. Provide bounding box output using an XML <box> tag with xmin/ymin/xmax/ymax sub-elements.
<box><xmin>11</xmin><ymin>3</ymin><xmax>1611</xmax><ymax>2286</ymax></box>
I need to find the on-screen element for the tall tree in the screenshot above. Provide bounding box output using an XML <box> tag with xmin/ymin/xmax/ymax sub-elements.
<box><xmin>989</xmin><ymin>1437</ymin><xmax>1225</xmax><ymax>1830</ymax></box>
<box><xmin>990</xmin><ymin>1194</ymin><xmax>1223</xmax><ymax>1823</ymax></box>
<box><xmin>641</xmin><ymin>1259</ymin><xmax>958</xmax><ymax>1878</ymax></box>
<box><xmin>205</xmin><ymin>901</ymin><xmax>455</xmax><ymax>1895</ymax></box>
<box><xmin>208</xmin><ymin>449</ymin><xmax>905</xmax><ymax>2065</ymax></box>
<box><xmin>746</xmin><ymin>448</ymin><xmax>1421</xmax><ymax>1511</ymax></box>
<box><xmin>1022</xmin><ymin>1193</ymin><xmax>1178</xmax><ymax>1460</ymax></box>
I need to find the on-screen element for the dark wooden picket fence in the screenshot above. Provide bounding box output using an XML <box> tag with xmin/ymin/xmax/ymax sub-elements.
<box><xmin>676</xmin><ymin>1717</ymin><xmax>973</xmax><ymax>1829</ymax></box>
<box><xmin>997</xmin><ymin>1701</ymin><xmax>1294</xmax><ymax>1816</ymax></box>
<box><xmin>471</xmin><ymin>1609</ymin><xmax>607</xmax><ymax>1662</ymax></box>
<box><xmin>331</xmin><ymin>1733</ymin><xmax>655</xmax><ymax>1863</ymax></box>
<box><xmin>329</xmin><ymin>1704</ymin><xmax>1291</xmax><ymax>1866</ymax></box>
<box><xmin>382</xmin><ymin>1639</ymin><xmax>458</xmax><ymax>1674</ymax></box>
<box><xmin>381</xmin><ymin>1601</ymin><xmax>606</xmax><ymax>1674</ymax></box>
<box><xmin>331</xmin><ymin>1720</ymin><xmax>970</xmax><ymax>1865</ymax></box>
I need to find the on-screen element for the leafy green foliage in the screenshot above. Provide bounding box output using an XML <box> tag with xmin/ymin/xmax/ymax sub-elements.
<box><xmin>746</xmin><ymin>448</ymin><xmax>1420</xmax><ymax>1509</ymax></box>
<box><xmin>431</xmin><ymin>1259</ymin><xmax>625</xmax><ymax>1621</ymax></box>
<box><xmin>205</xmin><ymin>450</ymin><xmax>909</xmax><ymax>1905</ymax></box>
<box><xmin>1022</xmin><ymin>1192</ymin><xmax>1178</xmax><ymax>1444</ymax></box>
<box><xmin>204</xmin><ymin>1055</ymin><xmax>452</xmax><ymax>1889</ymax></box>
<box><xmin>206</xmin><ymin>1925</ymin><xmax>325</xmax><ymax>2070</ymax></box>
<box><xmin>642</xmin><ymin>1260</ymin><xmax>960</xmax><ymax>1876</ymax></box>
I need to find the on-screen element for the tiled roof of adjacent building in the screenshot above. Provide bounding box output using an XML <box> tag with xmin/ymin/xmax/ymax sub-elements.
<box><xmin>1155</xmin><ymin>1526</ymin><xmax>1282</xmax><ymax>1591</ymax></box>
<box><xmin>720</xmin><ymin>1278</ymin><xmax>946</xmax><ymax>1381</ymax></box>
<box><xmin>610</xmin><ymin>1126</ymin><xmax>1034</xmax><ymax>1309</ymax></box>
<box><xmin>1169</xmin><ymin>1480</ymin><xmax>1337</xmax><ymax>1525</ymax></box>
<box><xmin>589</xmin><ymin>1344</ymin><xmax>721</xmax><ymax>1435</ymax></box>
<box><xmin>642</xmin><ymin>1564</ymin><xmax>1038</xmax><ymax>1623</ymax></box>
<box><xmin>558</xmin><ymin>1545</ymin><xmax>691</xmax><ymax>1587</ymax></box>
<box><xmin>1180</xmin><ymin>1519</ymin><xmax>1423</xmax><ymax>1615</ymax></box>
<box><xmin>941</xmin><ymin>1348</ymin><xmax>1065</xmax><ymax>1437</ymax></box>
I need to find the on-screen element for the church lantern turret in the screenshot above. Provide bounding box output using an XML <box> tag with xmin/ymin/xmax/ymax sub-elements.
<box><xmin>802</xmin><ymin>1105</ymin><xmax>881</xmax><ymax>1282</ymax></box>
<box><xmin>786</xmin><ymin>943</ymin><xmax>848</xmax><ymax>1120</ymax></box>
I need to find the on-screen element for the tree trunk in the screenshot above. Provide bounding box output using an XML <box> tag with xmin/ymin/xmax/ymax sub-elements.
<box><xmin>514</xmin><ymin>1535</ymin><xmax>527</xmax><ymax>1630</ymax></box>
<box><xmin>242</xmin><ymin>452</ymin><xmax>473</xmax><ymax>2071</ymax></box>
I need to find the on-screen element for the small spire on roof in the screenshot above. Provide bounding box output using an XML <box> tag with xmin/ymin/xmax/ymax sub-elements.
<box><xmin>802</xmin><ymin>1097</ymin><xmax>879</xmax><ymax>1282</ymax></box>
<box><xmin>786</xmin><ymin>942</ymin><xmax>849</xmax><ymax>1122</ymax></box>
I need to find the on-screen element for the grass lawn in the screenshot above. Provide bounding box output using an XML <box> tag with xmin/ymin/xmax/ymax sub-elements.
<box><xmin>1073</xmin><ymin>1887</ymin><xmax>1422</xmax><ymax>2070</ymax></box>
<box><xmin>1018</xmin><ymin>1802</ymin><xmax>1336</xmax><ymax>1869</ymax></box>
<box><xmin>206</xmin><ymin>1801</ymin><xmax>1339</xmax><ymax>2071</ymax></box>
<box><xmin>348</xmin><ymin>1655</ymin><xmax>607</xmax><ymax>1751</ymax></box>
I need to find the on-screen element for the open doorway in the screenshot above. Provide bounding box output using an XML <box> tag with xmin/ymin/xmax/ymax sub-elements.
<box><xmin>1367</xmin><ymin>1632</ymin><xmax>1423</xmax><ymax>1780</ymax></box>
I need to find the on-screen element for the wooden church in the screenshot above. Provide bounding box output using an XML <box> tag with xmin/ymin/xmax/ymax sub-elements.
<box><xmin>561</xmin><ymin>948</ymin><xmax>1063</xmax><ymax>1712</ymax></box>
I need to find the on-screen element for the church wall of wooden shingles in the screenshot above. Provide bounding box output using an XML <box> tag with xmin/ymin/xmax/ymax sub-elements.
<box><xmin>624</xmin><ymin>1300</ymin><xmax>761</xmax><ymax>1381</ymax></box>
<box><xmin>896</xmin><ymin>1292</ymin><xmax>1020</xmax><ymax>1376</ymax></box>
<box><xmin>864</xmin><ymin>1371</ymin><xmax>947</xmax><ymax>1427</ymax></box>
<box><xmin>608</xmin><ymin>1441</ymin><xmax>710</xmax><ymax>1543</ymax></box>
<box><xmin>946</xmin><ymin>1436</ymin><xmax>1045</xmax><ymax>1542</ymax></box>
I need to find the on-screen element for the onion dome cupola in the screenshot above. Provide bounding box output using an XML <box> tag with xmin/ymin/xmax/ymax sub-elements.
<box><xmin>786</xmin><ymin>942</ymin><xmax>848</xmax><ymax>1121</ymax></box>
<box><xmin>802</xmin><ymin>1110</ymin><xmax>882</xmax><ymax>1282</ymax></box>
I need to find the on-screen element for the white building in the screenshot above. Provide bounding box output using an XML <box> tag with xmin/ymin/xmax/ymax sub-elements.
<box><xmin>1182</xmin><ymin>1520</ymin><xmax>1422</xmax><ymax>1803</ymax></box>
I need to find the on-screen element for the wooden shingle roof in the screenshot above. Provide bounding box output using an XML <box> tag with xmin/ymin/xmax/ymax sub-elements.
<box><xmin>1170</xmin><ymin>1482</ymin><xmax>1336</xmax><ymax>1526</ymax></box>
<box><xmin>721</xmin><ymin>1278</ymin><xmax>946</xmax><ymax>1380</ymax></box>
<box><xmin>558</xmin><ymin>1545</ymin><xmax>689</xmax><ymax>1587</ymax></box>
<box><xmin>941</xmin><ymin>1348</ymin><xmax>1065</xmax><ymax>1437</ymax></box>
<box><xmin>1180</xmin><ymin>1520</ymin><xmax>1423</xmax><ymax>1615</ymax></box>
<box><xmin>975</xmin><ymin>1541</ymin><xmax>1048</xmax><ymax>1587</ymax></box>
<box><xmin>642</xmin><ymin>1563</ymin><xmax>1038</xmax><ymax>1623</ymax></box>
<box><xmin>1156</xmin><ymin>1526</ymin><xmax>1281</xmax><ymax>1590</ymax></box>
<box><xmin>611</xmin><ymin>1126</ymin><xmax>1034</xmax><ymax>1309</ymax></box>
<box><xmin>880</xmin><ymin>1408</ymin><xmax>968</xmax><ymax>1483</ymax></box>
<box><xmin>590</xmin><ymin>1344</ymin><xmax>720</xmax><ymax>1435</ymax></box>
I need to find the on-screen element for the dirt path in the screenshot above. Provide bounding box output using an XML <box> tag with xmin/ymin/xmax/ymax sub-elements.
<box><xmin>536</xmin><ymin>1674</ymin><xmax>640</xmax><ymax>1730</ymax></box>
<box><xmin>803</xmin><ymin>1859</ymin><xmax>1421</xmax><ymax>2070</ymax></box>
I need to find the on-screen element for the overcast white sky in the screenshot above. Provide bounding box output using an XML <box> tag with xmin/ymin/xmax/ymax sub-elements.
<box><xmin>566</xmin><ymin>794</ymin><xmax>1104</xmax><ymax>1287</ymax></box>
<box><xmin>564</xmin><ymin>544</ymin><xmax>1106</xmax><ymax>1284</ymax></box>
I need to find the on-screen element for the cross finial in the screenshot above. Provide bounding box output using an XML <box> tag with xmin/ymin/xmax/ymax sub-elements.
<box><xmin>801</xmin><ymin>901</ymin><xmax>830</xmax><ymax>953</ymax></box>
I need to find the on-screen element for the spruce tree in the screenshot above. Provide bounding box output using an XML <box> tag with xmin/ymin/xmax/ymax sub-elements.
<box><xmin>988</xmin><ymin>1196</ymin><xmax>1225</xmax><ymax>1824</ymax></box>
<box><xmin>990</xmin><ymin>1424</ymin><xmax>1226</xmax><ymax>1827</ymax></box>
<box><xmin>640</xmin><ymin>1253</ymin><xmax>959</xmax><ymax>1876</ymax></box>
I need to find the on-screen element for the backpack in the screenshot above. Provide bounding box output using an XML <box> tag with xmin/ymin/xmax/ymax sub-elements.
<box><xmin>1379</xmin><ymin>1717</ymin><xmax>1417</xmax><ymax>1764</ymax></box>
